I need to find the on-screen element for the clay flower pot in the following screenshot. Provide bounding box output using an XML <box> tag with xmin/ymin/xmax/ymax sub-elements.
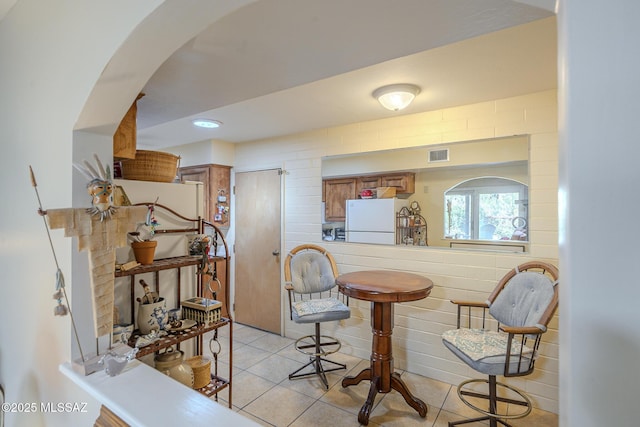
<box><xmin>131</xmin><ymin>240</ymin><xmax>157</xmax><ymax>265</ymax></box>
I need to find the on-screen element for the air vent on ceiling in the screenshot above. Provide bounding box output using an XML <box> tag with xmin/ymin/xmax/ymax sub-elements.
<box><xmin>428</xmin><ymin>148</ymin><xmax>449</xmax><ymax>163</ymax></box>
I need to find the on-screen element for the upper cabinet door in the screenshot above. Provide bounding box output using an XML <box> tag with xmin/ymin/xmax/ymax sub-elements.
<box><xmin>356</xmin><ymin>176</ymin><xmax>381</xmax><ymax>195</ymax></box>
<box><xmin>324</xmin><ymin>178</ymin><xmax>356</xmax><ymax>222</ymax></box>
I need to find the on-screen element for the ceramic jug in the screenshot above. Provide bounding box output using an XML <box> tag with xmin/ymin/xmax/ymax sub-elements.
<box><xmin>154</xmin><ymin>348</ymin><xmax>194</xmax><ymax>388</ymax></box>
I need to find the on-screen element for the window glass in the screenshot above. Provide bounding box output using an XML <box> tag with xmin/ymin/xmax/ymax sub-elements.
<box><xmin>444</xmin><ymin>177</ymin><xmax>528</xmax><ymax>241</ymax></box>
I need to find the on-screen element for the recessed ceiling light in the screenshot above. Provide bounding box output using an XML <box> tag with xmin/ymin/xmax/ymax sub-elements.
<box><xmin>192</xmin><ymin>119</ymin><xmax>222</xmax><ymax>129</ymax></box>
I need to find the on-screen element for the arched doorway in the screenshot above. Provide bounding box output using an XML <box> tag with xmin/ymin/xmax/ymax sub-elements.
<box><xmin>71</xmin><ymin>0</ymin><xmax>256</xmax><ymax>354</ymax></box>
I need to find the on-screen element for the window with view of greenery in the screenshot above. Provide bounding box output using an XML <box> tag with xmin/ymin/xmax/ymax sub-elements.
<box><xmin>444</xmin><ymin>177</ymin><xmax>528</xmax><ymax>241</ymax></box>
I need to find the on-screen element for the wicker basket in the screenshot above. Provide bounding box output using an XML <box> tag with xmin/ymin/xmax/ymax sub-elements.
<box><xmin>182</xmin><ymin>306</ymin><xmax>221</xmax><ymax>324</ymax></box>
<box><xmin>120</xmin><ymin>150</ymin><xmax>180</xmax><ymax>183</ymax></box>
<box><xmin>186</xmin><ymin>355</ymin><xmax>212</xmax><ymax>389</ymax></box>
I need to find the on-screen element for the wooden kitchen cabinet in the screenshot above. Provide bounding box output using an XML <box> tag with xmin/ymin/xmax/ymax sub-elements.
<box><xmin>323</xmin><ymin>172</ymin><xmax>415</xmax><ymax>222</ymax></box>
<box><xmin>356</xmin><ymin>176</ymin><xmax>381</xmax><ymax>194</ymax></box>
<box><xmin>324</xmin><ymin>177</ymin><xmax>356</xmax><ymax>221</ymax></box>
<box><xmin>179</xmin><ymin>164</ymin><xmax>231</xmax><ymax>227</ymax></box>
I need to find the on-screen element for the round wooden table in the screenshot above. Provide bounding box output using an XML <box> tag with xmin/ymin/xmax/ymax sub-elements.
<box><xmin>336</xmin><ymin>270</ymin><xmax>433</xmax><ymax>425</ymax></box>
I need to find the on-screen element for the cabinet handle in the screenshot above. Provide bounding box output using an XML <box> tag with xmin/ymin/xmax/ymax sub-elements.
<box><xmin>272</xmin><ymin>249</ymin><xmax>280</xmax><ymax>256</ymax></box>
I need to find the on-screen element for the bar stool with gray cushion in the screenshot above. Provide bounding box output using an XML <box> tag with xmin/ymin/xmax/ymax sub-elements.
<box><xmin>442</xmin><ymin>261</ymin><xmax>559</xmax><ymax>427</ymax></box>
<box><xmin>284</xmin><ymin>244</ymin><xmax>350</xmax><ymax>389</ymax></box>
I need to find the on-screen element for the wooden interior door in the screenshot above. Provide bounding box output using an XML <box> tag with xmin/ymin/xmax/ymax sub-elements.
<box><xmin>234</xmin><ymin>169</ymin><xmax>282</xmax><ymax>333</ymax></box>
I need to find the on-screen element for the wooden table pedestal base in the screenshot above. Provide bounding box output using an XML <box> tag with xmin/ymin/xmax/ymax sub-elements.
<box><xmin>341</xmin><ymin>301</ymin><xmax>427</xmax><ymax>425</ymax></box>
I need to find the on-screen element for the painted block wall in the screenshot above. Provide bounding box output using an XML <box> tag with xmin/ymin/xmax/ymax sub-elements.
<box><xmin>0</xmin><ymin>2</ymin><xmax>253</xmax><ymax>426</ymax></box>
<box><xmin>164</xmin><ymin>139</ymin><xmax>236</xmax><ymax>168</ymax></box>
<box><xmin>234</xmin><ymin>89</ymin><xmax>559</xmax><ymax>412</ymax></box>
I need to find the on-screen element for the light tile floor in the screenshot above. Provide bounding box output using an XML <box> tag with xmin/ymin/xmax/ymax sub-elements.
<box><xmin>202</xmin><ymin>323</ymin><xmax>558</xmax><ymax>427</ymax></box>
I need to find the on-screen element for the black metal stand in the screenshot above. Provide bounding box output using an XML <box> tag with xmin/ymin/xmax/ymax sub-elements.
<box><xmin>289</xmin><ymin>323</ymin><xmax>346</xmax><ymax>389</ymax></box>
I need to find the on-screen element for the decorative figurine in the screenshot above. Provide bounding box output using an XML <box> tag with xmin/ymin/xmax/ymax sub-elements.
<box><xmin>73</xmin><ymin>155</ymin><xmax>117</xmax><ymax>221</ymax></box>
<box><xmin>99</xmin><ymin>347</ymin><xmax>139</xmax><ymax>377</ymax></box>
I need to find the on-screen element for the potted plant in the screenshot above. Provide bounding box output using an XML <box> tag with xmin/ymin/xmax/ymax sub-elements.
<box><xmin>129</xmin><ymin>204</ymin><xmax>159</xmax><ymax>265</ymax></box>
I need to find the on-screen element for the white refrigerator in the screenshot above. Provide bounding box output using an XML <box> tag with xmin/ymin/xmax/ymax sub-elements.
<box><xmin>113</xmin><ymin>178</ymin><xmax>204</xmax><ymax>259</ymax></box>
<box><xmin>345</xmin><ymin>198</ymin><xmax>408</xmax><ymax>245</ymax></box>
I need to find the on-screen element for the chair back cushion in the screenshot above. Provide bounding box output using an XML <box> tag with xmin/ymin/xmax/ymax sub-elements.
<box><xmin>489</xmin><ymin>271</ymin><xmax>556</xmax><ymax>329</ymax></box>
<box><xmin>289</xmin><ymin>251</ymin><xmax>336</xmax><ymax>294</ymax></box>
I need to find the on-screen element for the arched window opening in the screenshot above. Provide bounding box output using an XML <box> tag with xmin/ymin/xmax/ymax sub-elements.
<box><xmin>444</xmin><ymin>177</ymin><xmax>528</xmax><ymax>241</ymax></box>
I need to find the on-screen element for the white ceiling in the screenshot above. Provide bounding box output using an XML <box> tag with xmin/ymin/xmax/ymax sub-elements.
<box><xmin>116</xmin><ymin>0</ymin><xmax>558</xmax><ymax>148</ymax></box>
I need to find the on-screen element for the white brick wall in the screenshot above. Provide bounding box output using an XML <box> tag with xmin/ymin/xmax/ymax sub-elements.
<box><xmin>235</xmin><ymin>89</ymin><xmax>559</xmax><ymax>413</ymax></box>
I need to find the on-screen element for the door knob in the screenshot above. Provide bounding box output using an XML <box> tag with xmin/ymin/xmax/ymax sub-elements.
<box><xmin>272</xmin><ymin>249</ymin><xmax>280</xmax><ymax>256</ymax></box>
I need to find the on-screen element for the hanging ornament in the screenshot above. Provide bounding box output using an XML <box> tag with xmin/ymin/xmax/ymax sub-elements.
<box><xmin>53</xmin><ymin>268</ymin><xmax>68</xmax><ymax>316</ymax></box>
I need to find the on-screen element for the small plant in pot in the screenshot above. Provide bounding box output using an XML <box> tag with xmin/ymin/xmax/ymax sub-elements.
<box><xmin>129</xmin><ymin>204</ymin><xmax>160</xmax><ymax>265</ymax></box>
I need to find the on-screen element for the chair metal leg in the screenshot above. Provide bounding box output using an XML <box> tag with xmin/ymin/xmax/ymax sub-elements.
<box><xmin>289</xmin><ymin>323</ymin><xmax>346</xmax><ymax>389</ymax></box>
<box><xmin>449</xmin><ymin>375</ymin><xmax>531</xmax><ymax>427</ymax></box>
<box><xmin>450</xmin><ymin>378</ymin><xmax>504</xmax><ymax>426</ymax></box>
<box><xmin>449</xmin><ymin>416</ymin><xmax>512</xmax><ymax>427</ymax></box>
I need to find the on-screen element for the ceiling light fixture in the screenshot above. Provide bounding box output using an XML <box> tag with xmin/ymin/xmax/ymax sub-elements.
<box><xmin>192</xmin><ymin>119</ymin><xmax>222</xmax><ymax>129</ymax></box>
<box><xmin>372</xmin><ymin>83</ymin><xmax>421</xmax><ymax>111</ymax></box>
